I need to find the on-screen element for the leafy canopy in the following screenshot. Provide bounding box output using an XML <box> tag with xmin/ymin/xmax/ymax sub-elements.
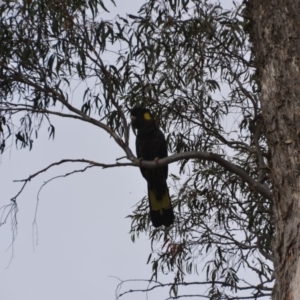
<box><xmin>0</xmin><ymin>0</ymin><xmax>273</xmax><ymax>299</ymax></box>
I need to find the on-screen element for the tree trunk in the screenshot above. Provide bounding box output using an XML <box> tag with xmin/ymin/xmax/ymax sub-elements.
<box><xmin>247</xmin><ymin>1</ymin><xmax>300</xmax><ymax>299</ymax></box>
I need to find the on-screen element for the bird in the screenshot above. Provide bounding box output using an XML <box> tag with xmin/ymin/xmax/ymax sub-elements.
<box><xmin>130</xmin><ymin>106</ymin><xmax>174</xmax><ymax>228</ymax></box>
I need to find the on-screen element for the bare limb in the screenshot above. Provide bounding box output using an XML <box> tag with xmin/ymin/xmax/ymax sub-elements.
<box><xmin>14</xmin><ymin>158</ymin><xmax>133</xmax><ymax>184</ymax></box>
<box><xmin>165</xmin><ymin>294</ymin><xmax>271</xmax><ymax>300</ymax></box>
<box><xmin>135</xmin><ymin>152</ymin><xmax>272</xmax><ymax>200</ymax></box>
<box><xmin>11</xmin><ymin>149</ymin><xmax>272</xmax><ymax>203</ymax></box>
<box><xmin>116</xmin><ymin>278</ymin><xmax>272</xmax><ymax>299</ymax></box>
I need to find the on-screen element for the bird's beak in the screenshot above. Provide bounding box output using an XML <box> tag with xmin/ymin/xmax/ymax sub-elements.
<box><xmin>130</xmin><ymin>115</ymin><xmax>137</xmax><ymax>121</ymax></box>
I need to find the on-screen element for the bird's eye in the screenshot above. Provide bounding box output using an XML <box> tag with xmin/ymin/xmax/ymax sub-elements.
<box><xmin>143</xmin><ymin>112</ymin><xmax>152</xmax><ymax>120</ymax></box>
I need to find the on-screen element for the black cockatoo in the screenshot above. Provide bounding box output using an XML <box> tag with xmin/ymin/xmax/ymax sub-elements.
<box><xmin>130</xmin><ymin>106</ymin><xmax>174</xmax><ymax>228</ymax></box>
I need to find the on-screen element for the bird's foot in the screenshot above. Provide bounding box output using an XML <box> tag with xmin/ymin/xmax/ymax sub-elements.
<box><xmin>138</xmin><ymin>157</ymin><xmax>144</xmax><ymax>166</ymax></box>
<box><xmin>154</xmin><ymin>157</ymin><xmax>160</xmax><ymax>166</ymax></box>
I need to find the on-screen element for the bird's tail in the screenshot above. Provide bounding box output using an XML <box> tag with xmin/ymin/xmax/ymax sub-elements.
<box><xmin>148</xmin><ymin>185</ymin><xmax>174</xmax><ymax>228</ymax></box>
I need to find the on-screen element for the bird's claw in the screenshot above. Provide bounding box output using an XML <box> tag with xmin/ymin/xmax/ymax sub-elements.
<box><xmin>138</xmin><ymin>157</ymin><xmax>143</xmax><ymax>166</ymax></box>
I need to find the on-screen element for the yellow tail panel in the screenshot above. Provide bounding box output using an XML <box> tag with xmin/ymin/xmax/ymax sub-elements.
<box><xmin>148</xmin><ymin>186</ymin><xmax>174</xmax><ymax>227</ymax></box>
<box><xmin>148</xmin><ymin>188</ymin><xmax>171</xmax><ymax>214</ymax></box>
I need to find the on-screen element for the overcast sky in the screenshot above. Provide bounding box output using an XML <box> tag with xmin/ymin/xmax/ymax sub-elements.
<box><xmin>0</xmin><ymin>1</ymin><xmax>242</xmax><ymax>300</ymax></box>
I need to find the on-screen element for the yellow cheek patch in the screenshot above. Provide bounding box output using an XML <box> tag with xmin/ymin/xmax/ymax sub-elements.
<box><xmin>143</xmin><ymin>112</ymin><xmax>152</xmax><ymax>120</ymax></box>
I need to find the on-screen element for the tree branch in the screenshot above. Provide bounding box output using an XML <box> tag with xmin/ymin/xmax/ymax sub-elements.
<box><xmin>116</xmin><ymin>278</ymin><xmax>272</xmax><ymax>299</ymax></box>
<box><xmin>165</xmin><ymin>294</ymin><xmax>271</xmax><ymax>300</ymax></box>
<box><xmin>135</xmin><ymin>152</ymin><xmax>272</xmax><ymax>201</ymax></box>
<box><xmin>11</xmin><ymin>149</ymin><xmax>272</xmax><ymax>203</ymax></box>
<box><xmin>3</xmin><ymin>66</ymin><xmax>135</xmax><ymax>159</ymax></box>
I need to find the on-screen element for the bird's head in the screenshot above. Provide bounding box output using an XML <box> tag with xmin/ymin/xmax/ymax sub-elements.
<box><xmin>130</xmin><ymin>106</ymin><xmax>155</xmax><ymax>130</ymax></box>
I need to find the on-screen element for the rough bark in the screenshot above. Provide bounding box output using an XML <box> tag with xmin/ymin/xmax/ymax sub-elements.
<box><xmin>247</xmin><ymin>1</ymin><xmax>300</xmax><ymax>299</ymax></box>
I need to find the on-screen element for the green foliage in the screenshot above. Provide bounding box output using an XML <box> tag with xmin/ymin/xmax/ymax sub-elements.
<box><xmin>123</xmin><ymin>1</ymin><xmax>273</xmax><ymax>298</ymax></box>
<box><xmin>0</xmin><ymin>0</ymin><xmax>273</xmax><ymax>299</ymax></box>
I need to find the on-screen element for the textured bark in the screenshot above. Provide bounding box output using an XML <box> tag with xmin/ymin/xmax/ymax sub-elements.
<box><xmin>247</xmin><ymin>1</ymin><xmax>300</xmax><ymax>299</ymax></box>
